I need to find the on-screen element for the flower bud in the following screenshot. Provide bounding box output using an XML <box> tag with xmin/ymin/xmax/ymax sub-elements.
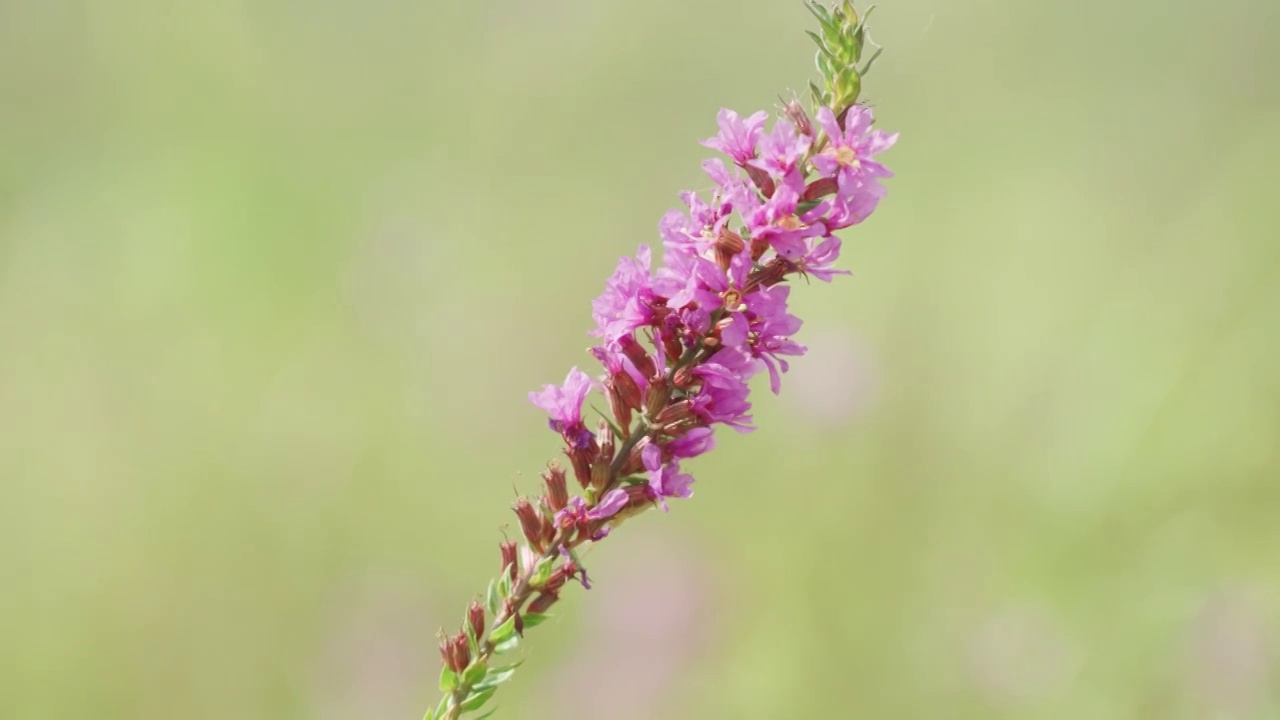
<box><xmin>567</xmin><ymin>446</ymin><xmax>594</xmax><ymax>489</ymax></box>
<box><xmin>512</xmin><ymin>497</ymin><xmax>547</xmax><ymax>553</ymax></box>
<box><xmin>590</xmin><ymin>456</ymin><xmax>610</xmax><ymax>492</ymax></box>
<box><xmin>655</xmin><ymin>399</ymin><xmax>694</xmax><ymax>426</ymax></box>
<box><xmin>605</xmin><ymin>383</ymin><xmax>633</xmax><ymax>436</ymax></box>
<box><xmin>438</xmin><ymin>637</ymin><xmax>452</xmax><ymax>670</ymax></box>
<box><xmin>448</xmin><ymin>632</ymin><xmax>470</xmax><ymax>673</ymax></box>
<box><xmin>542</xmin><ymin>564</ymin><xmax>570</xmax><ymax>593</ymax></box>
<box><xmin>467</xmin><ymin>601</ymin><xmax>486</xmax><ymax>641</ymax></box>
<box><xmin>618</xmin><ymin>334</ymin><xmax>657</xmax><ymax>379</ymax></box>
<box><xmin>781</xmin><ymin>94</ymin><xmax>814</xmax><ymax>137</ymax></box>
<box><xmin>499</xmin><ymin>540</ymin><xmax>518</xmax><ymax>582</ymax></box>
<box><xmin>645</xmin><ymin>378</ymin><xmax>670</xmax><ymax>416</ymax></box>
<box><xmin>743</xmin><ymin>257</ymin><xmax>789</xmax><ymax>292</ymax></box>
<box><xmin>596</xmin><ymin>421</ymin><xmax>615</xmax><ymax>466</ymax></box>
<box><xmin>528</xmin><ymin>591</ymin><xmax>559</xmax><ymax>615</ymax></box>
<box><xmin>802</xmin><ymin>176</ymin><xmax>837</xmax><ymax>202</ymax></box>
<box><xmin>612</xmin><ymin>370</ymin><xmax>643</xmax><ymax>412</ymax></box>
<box><xmin>713</xmin><ymin>227</ymin><xmax>746</xmax><ymax>272</ymax></box>
<box><xmin>542</xmin><ymin>462</ymin><xmax>568</xmax><ymax>512</ymax></box>
<box><xmin>672</xmin><ymin>365</ymin><xmax>696</xmax><ymax>390</ymax></box>
<box><xmin>743</xmin><ymin>164</ymin><xmax>776</xmax><ymax>199</ymax></box>
<box><xmin>661</xmin><ymin>333</ymin><xmax>684</xmax><ymax>368</ymax></box>
<box><xmin>623</xmin><ymin>439</ymin><xmax>648</xmax><ymax>475</ymax></box>
<box><xmin>624</xmin><ymin>484</ymin><xmax>653</xmax><ymax>510</ymax></box>
<box><xmin>749</xmin><ymin>236</ymin><xmax>770</xmax><ymax>261</ymax></box>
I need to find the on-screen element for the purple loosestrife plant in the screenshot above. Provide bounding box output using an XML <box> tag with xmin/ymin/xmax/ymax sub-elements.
<box><xmin>426</xmin><ymin>4</ymin><xmax>895</xmax><ymax>718</ymax></box>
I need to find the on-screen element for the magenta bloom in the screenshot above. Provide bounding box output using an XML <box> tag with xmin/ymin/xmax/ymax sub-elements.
<box><xmin>555</xmin><ymin>489</ymin><xmax>629</xmax><ymax>529</ymax></box>
<box><xmin>529</xmin><ymin>367</ymin><xmax>594</xmax><ymax>450</ymax></box>
<box><xmin>748</xmin><ymin>119</ymin><xmax>811</xmax><ymax>190</ymax></box>
<box><xmin>700</xmin><ymin>109</ymin><xmax>768</xmax><ymax>165</ymax></box>
<box><xmin>793</xmin><ymin>236</ymin><xmax>851</xmax><ymax>282</ymax></box>
<box><xmin>812</xmin><ymin>105</ymin><xmax>897</xmax><ymax>197</ymax></box>
<box><xmin>691</xmin><ymin>348</ymin><xmax>759</xmax><ymax>433</ymax></box>
<box><xmin>592</xmin><ymin>247</ymin><xmax>654</xmax><ymax>343</ymax></box>
<box><xmin>745</xmin><ymin>182</ymin><xmax>827</xmax><ymax>260</ymax></box>
<box><xmin>642</xmin><ymin>444</ymin><xmax>694</xmax><ymax>511</ymax></box>
<box><xmin>666</xmin><ymin>427</ymin><xmax>715</xmax><ymax>459</ymax></box>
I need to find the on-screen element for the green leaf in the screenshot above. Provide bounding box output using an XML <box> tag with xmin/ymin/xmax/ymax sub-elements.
<box><xmin>423</xmin><ymin>706</ymin><xmax>434</xmax><ymax>720</ymax></box>
<box><xmin>433</xmin><ymin>695</ymin><xmax>450</xmax><ymax>720</ymax></box>
<box><xmin>486</xmin><ymin>578</ymin><xmax>501</xmax><ymax>616</ymax></box>
<box><xmin>493</xmin><ymin>635</ymin><xmax>520</xmax><ymax>654</ymax></box>
<box><xmin>527</xmin><ymin>556</ymin><xmax>554</xmax><ymax>589</ymax></box>
<box><xmin>439</xmin><ymin>665</ymin><xmax>458</xmax><ymax>694</ymax></box>
<box><xmin>474</xmin><ymin>664</ymin><xmax>520</xmax><ymax>691</ymax></box>
<box><xmin>488</xmin><ymin>615</ymin><xmax>517</xmax><ymax>644</ymax></box>
<box><xmin>461</xmin><ymin>687</ymin><xmax>497</xmax><ymax>712</ymax></box>
<box><xmin>521</xmin><ymin>612</ymin><xmax>552</xmax><ymax>629</ymax></box>
<box><xmin>590</xmin><ymin>404</ymin><xmax>624</xmax><ymax>440</ymax></box>
<box><xmin>461</xmin><ymin>661</ymin><xmax>487</xmax><ymax>687</ymax></box>
<box><xmin>469</xmin><ymin>708</ymin><xmax>499</xmax><ymax>720</ymax></box>
<box><xmin>496</xmin><ymin>570</ymin><xmax>512</xmax><ymax>600</ymax></box>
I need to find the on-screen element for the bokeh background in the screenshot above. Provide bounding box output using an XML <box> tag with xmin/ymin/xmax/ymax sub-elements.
<box><xmin>3</xmin><ymin>1</ymin><xmax>1279</xmax><ymax>718</ymax></box>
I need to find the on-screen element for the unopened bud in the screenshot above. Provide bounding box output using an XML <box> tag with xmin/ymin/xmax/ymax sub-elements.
<box><xmin>661</xmin><ymin>334</ymin><xmax>684</xmax><ymax>368</ymax></box>
<box><xmin>713</xmin><ymin>227</ymin><xmax>746</xmax><ymax>271</ymax></box>
<box><xmin>743</xmin><ymin>257</ymin><xmax>789</xmax><ymax>292</ymax></box>
<box><xmin>802</xmin><ymin>176</ymin><xmax>837</xmax><ymax>202</ymax></box>
<box><xmin>597</xmin><ymin>422</ymin><xmax>615</xmax><ymax>465</ymax></box>
<box><xmin>781</xmin><ymin>94</ymin><xmax>814</xmax><ymax>137</ymax></box>
<box><xmin>499</xmin><ymin>540</ymin><xmax>518</xmax><ymax>582</ymax></box>
<box><xmin>528</xmin><ymin>591</ymin><xmax>559</xmax><ymax>615</ymax></box>
<box><xmin>624</xmin><ymin>484</ymin><xmax>653</xmax><ymax>510</ymax></box>
<box><xmin>467</xmin><ymin>601</ymin><xmax>486</xmax><ymax>641</ymax></box>
<box><xmin>449</xmin><ymin>633</ymin><xmax>470</xmax><ymax>673</ymax></box>
<box><xmin>567</xmin><ymin>447</ymin><xmax>593</xmax><ymax>489</ymax></box>
<box><xmin>750</xmin><ymin>237</ymin><xmax>770</xmax><ymax>261</ymax></box>
<box><xmin>605</xmin><ymin>385</ymin><xmax>632</xmax><ymax>436</ymax></box>
<box><xmin>590</xmin><ymin>456</ymin><xmax>610</xmax><ymax>492</ymax></box>
<box><xmin>743</xmin><ymin>164</ymin><xmax>776</xmax><ymax>199</ymax></box>
<box><xmin>613</xmin><ymin>370</ymin><xmax>643</xmax><ymax>410</ymax></box>
<box><xmin>542</xmin><ymin>462</ymin><xmax>568</xmax><ymax>512</ymax></box>
<box><xmin>672</xmin><ymin>365</ymin><xmax>696</xmax><ymax>390</ymax></box>
<box><xmin>512</xmin><ymin>497</ymin><xmax>547</xmax><ymax>553</ymax></box>
<box><xmin>542</xmin><ymin>564</ymin><xmax>570</xmax><ymax>593</ymax></box>
<box><xmin>623</xmin><ymin>440</ymin><xmax>648</xmax><ymax>475</ymax></box>
<box><xmin>656</xmin><ymin>400</ymin><xmax>694</xmax><ymax>426</ymax></box>
<box><xmin>438</xmin><ymin>637</ymin><xmax>452</xmax><ymax>670</ymax></box>
<box><xmin>646</xmin><ymin>379</ymin><xmax>671</xmax><ymax>416</ymax></box>
<box><xmin>618</xmin><ymin>334</ymin><xmax>657</xmax><ymax>379</ymax></box>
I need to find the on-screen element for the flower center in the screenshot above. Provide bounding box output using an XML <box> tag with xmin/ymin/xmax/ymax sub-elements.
<box><xmin>777</xmin><ymin>214</ymin><xmax>803</xmax><ymax>231</ymax></box>
<box><xmin>721</xmin><ymin>288</ymin><xmax>742</xmax><ymax>309</ymax></box>
<box><xmin>834</xmin><ymin>146</ymin><xmax>860</xmax><ymax>167</ymax></box>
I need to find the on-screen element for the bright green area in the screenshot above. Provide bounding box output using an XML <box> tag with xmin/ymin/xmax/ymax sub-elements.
<box><xmin>2</xmin><ymin>2</ymin><xmax>1278</xmax><ymax>718</ymax></box>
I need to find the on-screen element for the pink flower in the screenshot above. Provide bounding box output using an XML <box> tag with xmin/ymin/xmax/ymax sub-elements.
<box><xmin>642</xmin><ymin>444</ymin><xmax>694</xmax><ymax>510</ymax></box>
<box><xmin>529</xmin><ymin>367</ymin><xmax>594</xmax><ymax>450</ymax></box>
<box><xmin>592</xmin><ymin>247</ymin><xmax>654</xmax><ymax>343</ymax></box>
<box><xmin>700</xmin><ymin>109</ymin><xmax>768</xmax><ymax>165</ymax></box>
<box><xmin>812</xmin><ymin>105</ymin><xmax>897</xmax><ymax>199</ymax></box>
<box><xmin>745</xmin><ymin>182</ymin><xmax>827</xmax><ymax>260</ymax></box>
<box><xmin>793</xmin><ymin>236</ymin><xmax>852</xmax><ymax>282</ymax></box>
<box><xmin>748</xmin><ymin>119</ymin><xmax>811</xmax><ymax>190</ymax></box>
<box><xmin>666</xmin><ymin>427</ymin><xmax>715</xmax><ymax>460</ymax></box>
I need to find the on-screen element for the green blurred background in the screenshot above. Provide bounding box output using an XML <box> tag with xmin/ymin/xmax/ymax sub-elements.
<box><xmin>3</xmin><ymin>1</ymin><xmax>1279</xmax><ymax>718</ymax></box>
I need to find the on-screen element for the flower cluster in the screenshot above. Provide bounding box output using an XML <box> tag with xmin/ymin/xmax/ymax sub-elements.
<box><xmin>427</xmin><ymin>5</ymin><xmax>895</xmax><ymax>719</ymax></box>
<box><xmin>531</xmin><ymin>99</ymin><xmax>897</xmax><ymax>526</ymax></box>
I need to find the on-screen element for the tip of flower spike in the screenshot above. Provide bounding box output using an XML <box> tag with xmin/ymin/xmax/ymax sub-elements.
<box><xmin>806</xmin><ymin>1</ymin><xmax>883</xmax><ymax>117</ymax></box>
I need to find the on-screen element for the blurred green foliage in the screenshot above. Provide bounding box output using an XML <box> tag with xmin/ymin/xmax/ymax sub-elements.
<box><xmin>2</xmin><ymin>1</ymin><xmax>1278</xmax><ymax>719</ymax></box>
